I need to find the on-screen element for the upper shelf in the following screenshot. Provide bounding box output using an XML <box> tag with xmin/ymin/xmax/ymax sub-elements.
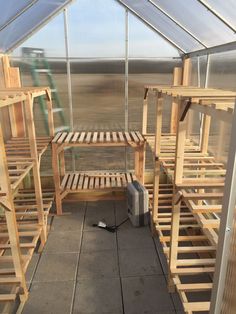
<box><xmin>144</xmin><ymin>85</ymin><xmax>236</xmax><ymax>100</ymax></box>
<box><xmin>52</xmin><ymin>131</ymin><xmax>146</xmax><ymax>148</ymax></box>
<box><xmin>0</xmin><ymin>87</ymin><xmax>50</xmax><ymax>108</ymax></box>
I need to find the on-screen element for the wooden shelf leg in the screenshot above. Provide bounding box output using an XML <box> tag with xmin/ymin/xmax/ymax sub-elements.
<box><xmin>152</xmin><ymin>93</ymin><xmax>163</xmax><ymax>234</ymax></box>
<box><xmin>52</xmin><ymin>144</ymin><xmax>63</xmax><ymax>215</ymax></box>
<box><xmin>170</xmin><ymin>67</ymin><xmax>182</xmax><ymax>134</ymax></box>
<box><xmin>168</xmin><ymin>100</ymin><xmax>186</xmax><ymax>292</ymax></box>
<box><xmin>0</xmin><ymin>126</ymin><xmax>28</xmax><ymax>303</ymax></box>
<box><xmin>142</xmin><ymin>88</ymin><xmax>148</xmax><ymax>134</ymax></box>
<box><xmin>59</xmin><ymin>150</ymin><xmax>66</xmax><ymax>177</ymax></box>
<box><xmin>200</xmin><ymin>114</ymin><xmax>211</xmax><ymax>154</ymax></box>
<box><xmin>45</xmin><ymin>90</ymin><xmax>55</xmax><ymax>137</ymax></box>
<box><xmin>134</xmin><ymin>144</ymin><xmax>145</xmax><ymax>184</ymax></box>
<box><xmin>24</xmin><ymin>95</ymin><xmax>47</xmax><ymax>248</ymax></box>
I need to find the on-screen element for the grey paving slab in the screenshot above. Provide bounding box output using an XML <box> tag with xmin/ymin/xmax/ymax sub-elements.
<box><xmin>84</xmin><ymin>201</ymin><xmax>115</xmax><ymax>231</ymax></box>
<box><xmin>62</xmin><ymin>201</ymin><xmax>86</xmax><ymax>215</ymax></box>
<box><xmin>43</xmin><ymin>231</ymin><xmax>82</xmax><ymax>254</ymax></box>
<box><xmin>51</xmin><ymin>213</ymin><xmax>83</xmax><ymax>232</ymax></box>
<box><xmin>73</xmin><ymin>277</ymin><xmax>123</xmax><ymax>314</ymax></box>
<box><xmin>33</xmin><ymin>252</ymin><xmax>78</xmax><ymax>282</ymax></box>
<box><xmin>81</xmin><ymin>230</ymin><xmax>117</xmax><ymax>252</ymax></box>
<box><xmin>153</xmin><ymin>237</ymin><xmax>169</xmax><ymax>275</ymax></box>
<box><xmin>117</xmin><ymin>226</ymin><xmax>155</xmax><ymax>250</ymax></box>
<box><xmin>23</xmin><ymin>281</ymin><xmax>74</xmax><ymax>314</ymax></box>
<box><xmin>119</xmin><ymin>248</ymin><xmax>163</xmax><ymax>277</ymax></box>
<box><xmin>115</xmin><ymin>201</ymin><xmax>127</xmax><ymax>221</ymax></box>
<box><xmin>78</xmin><ymin>250</ymin><xmax>119</xmax><ymax>279</ymax></box>
<box><xmin>122</xmin><ymin>275</ymin><xmax>175</xmax><ymax>314</ymax></box>
<box><xmin>25</xmin><ymin>254</ymin><xmax>40</xmax><ymax>286</ymax></box>
<box><xmin>170</xmin><ymin>292</ymin><xmax>185</xmax><ymax>311</ymax></box>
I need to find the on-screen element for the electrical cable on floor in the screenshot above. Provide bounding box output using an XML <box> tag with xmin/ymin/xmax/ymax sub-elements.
<box><xmin>92</xmin><ymin>217</ymin><xmax>129</xmax><ymax>233</ymax></box>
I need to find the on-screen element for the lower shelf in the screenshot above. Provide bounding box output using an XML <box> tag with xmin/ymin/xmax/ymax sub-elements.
<box><xmin>0</xmin><ymin>189</ymin><xmax>54</xmax><ymax>312</ymax></box>
<box><xmin>146</xmin><ymin>183</ymin><xmax>215</xmax><ymax>313</ymax></box>
<box><xmin>61</xmin><ymin>172</ymin><xmax>136</xmax><ymax>192</ymax></box>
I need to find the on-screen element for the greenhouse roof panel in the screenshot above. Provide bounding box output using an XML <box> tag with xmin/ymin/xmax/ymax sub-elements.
<box><xmin>0</xmin><ymin>0</ymin><xmax>72</xmax><ymax>53</ymax></box>
<box><xmin>117</xmin><ymin>0</ymin><xmax>236</xmax><ymax>56</ymax></box>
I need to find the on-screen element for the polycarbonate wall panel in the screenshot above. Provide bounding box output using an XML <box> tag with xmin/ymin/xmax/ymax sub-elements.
<box><xmin>70</xmin><ymin>59</ymin><xmax>125</xmax><ymax>131</ymax></box>
<box><xmin>0</xmin><ymin>0</ymin><xmax>71</xmax><ymax>53</ymax></box>
<box><xmin>207</xmin><ymin>51</ymin><xmax>236</xmax><ymax>91</ymax></box>
<box><xmin>119</xmin><ymin>0</ymin><xmax>204</xmax><ymax>52</ymax></box>
<box><xmin>206</xmin><ymin>0</ymin><xmax>236</xmax><ymax>29</ymax></box>
<box><xmin>153</xmin><ymin>0</ymin><xmax>236</xmax><ymax>47</ymax></box>
<box><xmin>11</xmin><ymin>57</ymin><xmax>69</xmax><ymax>175</ymax></box>
<box><xmin>68</xmin><ymin>0</ymin><xmax>125</xmax><ymax>58</ymax></box>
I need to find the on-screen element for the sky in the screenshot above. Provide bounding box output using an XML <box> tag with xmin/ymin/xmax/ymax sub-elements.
<box><xmin>12</xmin><ymin>0</ymin><xmax>179</xmax><ymax>58</ymax></box>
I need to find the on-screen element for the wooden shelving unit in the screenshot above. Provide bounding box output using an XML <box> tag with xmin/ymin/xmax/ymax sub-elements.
<box><xmin>0</xmin><ymin>86</ymin><xmax>54</xmax><ymax>312</ymax></box>
<box><xmin>52</xmin><ymin>131</ymin><xmax>146</xmax><ymax>214</ymax></box>
<box><xmin>142</xmin><ymin>84</ymin><xmax>236</xmax><ymax>313</ymax></box>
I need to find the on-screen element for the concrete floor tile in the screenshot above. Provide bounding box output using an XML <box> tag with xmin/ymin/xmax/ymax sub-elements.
<box><xmin>62</xmin><ymin>201</ymin><xmax>86</xmax><ymax>215</ymax></box>
<box><xmin>34</xmin><ymin>253</ymin><xmax>78</xmax><ymax>282</ymax></box>
<box><xmin>119</xmin><ymin>248</ymin><xmax>163</xmax><ymax>277</ymax></box>
<box><xmin>81</xmin><ymin>230</ymin><xmax>117</xmax><ymax>252</ymax></box>
<box><xmin>78</xmin><ymin>250</ymin><xmax>119</xmax><ymax>279</ymax></box>
<box><xmin>23</xmin><ymin>281</ymin><xmax>74</xmax><ymax>314</ymax></box>
<box><xmin>73</xmin><ymin>277</ymin><xmax>122</xmax><ymax>314</ymax></box>
<box><xmin>51</xmin><ymin>213</ymin><xmax>83</xmax><ymax>232</ymax></box>
<box><xmin>170</xmin><ymin>292</ymin><xmax>185</xmax><ymax>311</ymax></box>
<box><xmin>122</xmin><ymin>275</ymin><xmax>175</xmax><ymax>314</ymax></box>
<box><xmin>117</xmin><ymin>227</ymin><xmax>154</xmax><ymax>250</ymax></box>
<box><xmin>43</xmin><ymin>231</ymin><xmax>82</xmax><ymax>254</ymax></box>
<box><xmin>25</xmin><ymin>254</ymin><xmax>40</xmax><ymax>285</ymax></box>
<box><xmin>84</xmin><ymin>202</ymin><xmax>115</xmax><ymax>231</ymax></box>
<box><xmin>154</xmin><ymin>237</ymin><xmax>169</xmax><ymax>275</ymax></box>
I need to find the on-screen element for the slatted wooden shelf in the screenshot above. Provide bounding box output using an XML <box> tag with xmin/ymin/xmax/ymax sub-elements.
<box><xmin>0</xmin><ymin>58</ymin><xmax>55</xmax><ymax>312</ymax></box>
<box><xmin>141</xmin><ymin>82</ymin><xmax>236</xmax><ymax>313</ymax></box>
<box><xmin>52</xmin><ymin>131</ymin><xmax>145</xmax><ymax>214</ymax></box>
<box><xmin>52</xmin><ymin>131</ymin><xmax>145</xmax><ymax>147</ymax></box>
<box><xmin>145</xmin><ymin>182</ymin><xmax>216</xmax><ymax>313</ymax></box>
<box><xmin>5</xmin><ymin>137</ymin><xmax>51</xmax><ymax>158</ymax></box>
<box><xmin>13</xmin><ymin>189</ymin><xmax>54</xmax><ymax>222</ymax></box>
<box><xmin>0</xmin><ymin>189</ymin><xmax>54</xmax><ymax>310</ymax></box>
<box><xmin>145</xmin><ymin>134</ymin><xmax>201</xmax><ymax>157</ymax></box>
<box><xmin>7</xmin><ymin>158</ymin><xmax>34</xmax><ymax>191</ymax></box>
<box><xmin>145</xmin><ymin>85</ymin><xmax>236</xmax><ymax>100</ymax></box>
<box><xmin>4</xmin><ymin>137</ymin><xmax>51</xmax><ymax>192</ymax></box>
<box><xmin>61</xmin><ymin>172</ymin><xmax>136</xmax><ymax>192</ymax></box>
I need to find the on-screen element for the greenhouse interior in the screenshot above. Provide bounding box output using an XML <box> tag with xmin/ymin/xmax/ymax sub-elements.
<box><xmin>0</xmin><ymin>0</ymin><xmax>236</xmax><ymax>313</ymax></box>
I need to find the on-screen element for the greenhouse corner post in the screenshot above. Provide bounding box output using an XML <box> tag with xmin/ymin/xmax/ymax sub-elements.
<box><xmin>125</xmin><ymin>8</ymin><xmax>129</xmax><ymax>171</ymax></box>
<box><xmin>210</xmin><ymin>100</ymin><xmax>236</xmax><ymax>314</ymax></box>
<box><xmin>63</xmin><ymin>8</ymin><xmax>75</xmax><ymax>170</ymax></box>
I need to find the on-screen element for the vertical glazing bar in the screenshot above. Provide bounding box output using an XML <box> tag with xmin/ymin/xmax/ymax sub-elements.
<box><xmin>64</xmin><ymin>9</ymin><xmax>73</xmax><ymax>131</ymax></box>
<box><xmin>197</xmin><ymin>56</ymin><xmax>200</xmax><ymax>87</ymax></box>
<box><xmin>64</xmin><ymin>8</ymin><xmax>75</xmax><ymax>170</ymax></box>
<box><xmin>210</xmin><ymin>101</ymin><xmax>236</xmax><ymax>314</ymax></box>
<box><xmin>125</xmin><ymin>9</ymin><xmax>129</xmax><ymax>170</ymax></box>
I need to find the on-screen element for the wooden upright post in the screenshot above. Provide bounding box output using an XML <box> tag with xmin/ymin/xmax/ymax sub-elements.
<box><xmin>152</xmin><ymin>93</ymin><xmax>163</xmax><ymax>233</ymax></box>
<box><xmin>0</xmin><ymin>126</ymin><xmax>28</xmax><ymax>302</ymax></box>
<box><xmin>168</xmin><ymin>100</ymin><xmax>187</xmax><ymax>291</ymax></box>
<box><xmin>142</xmin><ymin>88</ymin><xmax>148</xmax><ymax>134</ymax></box>
<box><xmin>24</xmin><ymin>94</ymin><xmax>47</xmax><ymax>248</ymax></box>
<box><xmin>1</xmin><ymin>55</ymin><xmax>25</xmax><ymax>137</ymax></box>
<box><xmin>182</xmin><ymin>58</ymin><xmax>194</xmax><ymax>139</ymax></box>
<box><xmin>170</xmin><ymin>68</ymin><xmax>182</xmax><ymax>133</ymax></box>
<box><xmin>52</xmin><ymin>144</ymin><xmax>63</xmax><ymax>215</ymax></box>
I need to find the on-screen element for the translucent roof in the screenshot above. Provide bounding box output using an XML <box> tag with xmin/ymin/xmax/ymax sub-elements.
<box><xmin>0</xmin><ymin>0</ymin><xmax>72</xmax><ymax>53</ymax></box>
<box><xmin>118</xmin><ymin>0</ymin><xmax>236</xmax><ymax>56</ymax></box>
<box><xmin>1</xmin><ymin>0</ymin><xmax>236</xmax><ymax>56</ymax></box>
